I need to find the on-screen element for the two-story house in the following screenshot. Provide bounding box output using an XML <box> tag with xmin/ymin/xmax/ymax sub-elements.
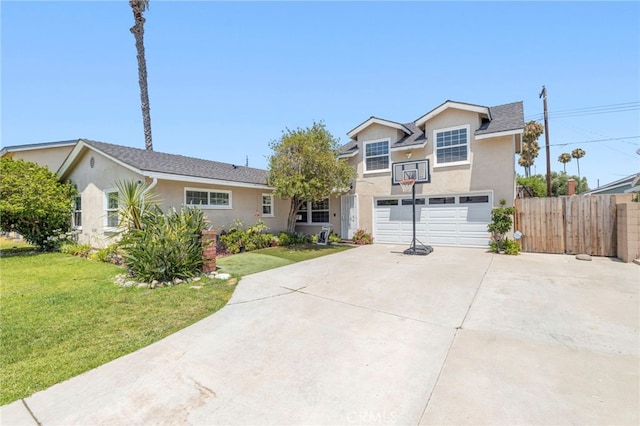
<box><xmin>333</xmin><ymin>100</ymin><xmax>525</xmax><ymax>247</ymax></box>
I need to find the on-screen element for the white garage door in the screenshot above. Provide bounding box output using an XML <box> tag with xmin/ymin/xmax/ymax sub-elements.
<box><xmin>374</xmin><ymin>194</ymin><xmax>492</xmax><ymax>247</ymax></box>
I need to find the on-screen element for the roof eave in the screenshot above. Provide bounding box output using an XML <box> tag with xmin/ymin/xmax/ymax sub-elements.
<box><xmin>144</xmin><ymin>171</ymin><xmax>272</xmax><ymax>189</ymax></box>
<box><xmin>347</xmin><ymin>117</ymin><xmax>412</xmax><ymax>139</ymax></box>
<box><xmin>391</xmin><ymin>141</ymin><xmax>427</xmax><ymax>152</ymax></box>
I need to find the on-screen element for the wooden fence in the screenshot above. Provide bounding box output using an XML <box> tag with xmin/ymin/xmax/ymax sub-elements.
<box><xmin>514</xmin><ymin>195</ymin><xmax>618</xmax><ymax>257</ymax></box>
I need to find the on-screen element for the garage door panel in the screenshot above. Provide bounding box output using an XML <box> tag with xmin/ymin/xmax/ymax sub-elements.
<box><xmin>374</xmin><ymin>194</ymin><xmax>491</xmax><ymax>247</ymax></box>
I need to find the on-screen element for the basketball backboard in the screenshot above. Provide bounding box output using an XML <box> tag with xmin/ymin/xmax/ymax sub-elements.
<box><xmin>392</xmin><ymin>159</ymin><xmax>430</xmax><ymax>185</ymax></box>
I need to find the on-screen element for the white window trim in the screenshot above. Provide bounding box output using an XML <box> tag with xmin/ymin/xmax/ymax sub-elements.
<box><xmin>73</xmin><ymin>194</ymin><xmax>82</xmax><ymax>230</ymax></box>
<box><xmin>363</xmin><ymin>138</ymin><xmax>391</xmax><ymax>174</ymax></box>
<box><xmin>103</xmin><ymin>188</ymin><xmax>119</xmax><ymax>232</ymax></box>
<box><xmin>433</xmin><ymin>124</ymin><xmax>471</xmax><ymax>168</ymax></box>
<box><xmin>261</xmin><ymin>193</ymin><xmax>274</xmax><ymax>217</ymax></box>
<box><xmin>296</xmin><ymin>198</ymin><xmax>331</xmax><ymax>226</ymax></box>
<box><xmin>184</xmin><ymin>187</ymin><xmax>232</xmax><ymax>210</ymax></box>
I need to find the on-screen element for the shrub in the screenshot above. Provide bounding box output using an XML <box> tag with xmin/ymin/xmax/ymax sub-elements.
<box><xmin>352</xmin><ymin>229</ymin><xmax>373</xmax><ymax>245</ymax></box>
<box><xmin>502</xmin><ymin>238</ymin><xmax>521</xmax><ymax>255</ymax></box>
<box><xmin>329</xmin><ymin>232</ymin><xmax>341</xmax><ymax>244</ymax></box>
<box><xmin>487</xmin><ymin>199</ymin><xmax>515</xmax><ymax>252</ymax></box>
<box><xmin>119</xmin><ymin>206</ymin><xmax>207</xmax><ymax>282</ymax></box>
<box><xmin>218</xmin><ymin>220</ymin><xmax>276</xmax><ymax>254</ymax></box>
<box><xmin>59</xmin><ymin>242</ymin><xmax>92</xmax><ymax>257</ymax></box>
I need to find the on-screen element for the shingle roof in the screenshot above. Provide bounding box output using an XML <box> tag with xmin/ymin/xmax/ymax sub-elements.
<box><xmin>476</xmin><ymin>101</ymin><xmax>525</xmax><ymax>135</ymax></box>
<box><xmin>82</xmin><ymin>139</ymin><xmax>269</xmax><ymax>185</ymax></box>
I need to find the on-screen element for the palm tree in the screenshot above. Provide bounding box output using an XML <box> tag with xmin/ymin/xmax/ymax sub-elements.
<box><xmin>518</xmin><ymin>121</ymin><xmax>544</xmax><ymax>177</ymax></box>
<box><xmin>130</xmin><ymin>0</ymin><xmax>153</xmax><ymax>151</ymax></box>
<box><xmin>558</xmin><ymin>153</ymin><xmax>571</xmax><ymax>173</ymax></box>
<box><xmin>571</xmin><ymin>148</ymin><xmax>586</xmax><ymax>179</ymax></box>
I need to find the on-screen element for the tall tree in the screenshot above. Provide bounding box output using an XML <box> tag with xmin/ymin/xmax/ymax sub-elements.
<box><xmin>268</xmin><ymin>122</ymin><xmax>354</xmax><ymax>233</ymax></box>
<box><xmin>518</xmin><ymin>120</ymin><xmax>544</xmax><ymax>177</ymax></box>
<box><xmin>558</xmin><ymin>152</ymin><xmax>571</xmax><ymax>173</ymax></box>
<box><xmin>130</xmin><ymin>0</ymin><xmax>153</xmax><ymax>151</ymax></box>
<box><xmin>571</xmin><ymin>148</ymin><xmax>586</xmax><ymax>179</ymax></box>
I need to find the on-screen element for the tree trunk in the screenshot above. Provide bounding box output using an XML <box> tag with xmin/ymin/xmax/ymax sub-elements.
<box><xmin>130</xmin><ymin>13</ymin><xmax>153</xmax><ymax>151</ymax></box>
<box><xmin>286</xmin><ymin>197</ymin><xmax>303</xmax><ymax>233</ymax></box>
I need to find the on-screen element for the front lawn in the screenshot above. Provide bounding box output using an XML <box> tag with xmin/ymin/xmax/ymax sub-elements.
<box><xmin>0</xmin><ymin>242</ymin><xmax>352</xmax><ymax>405</ymax></box>
<box><xmin>216</xmin><ymin>243</ymin><xmax>352</xmax><ymax>276</ymax></box>
<box><xmin>0</xmin><ymin>253</ymin><xmax>234</xmax><ymax>405</ymax></box>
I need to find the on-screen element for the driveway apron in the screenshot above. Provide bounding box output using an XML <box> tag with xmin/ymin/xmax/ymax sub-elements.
<box><xmin>2</xmin><ymin>245</ymin><xmax>638</xmax><ymax>425</ymax></box>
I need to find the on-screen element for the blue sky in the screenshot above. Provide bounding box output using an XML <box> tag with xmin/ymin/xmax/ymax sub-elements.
<box><xmin>2</xmin><ymin>1</ymin><xmax>639</xmax><ymax>188</ymax></box>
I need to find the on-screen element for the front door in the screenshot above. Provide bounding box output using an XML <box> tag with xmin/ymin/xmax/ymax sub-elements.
<box><xmin>341</xmin><ymin>194</ymin><xmax>358</xmax><ymax>239</ymax></box>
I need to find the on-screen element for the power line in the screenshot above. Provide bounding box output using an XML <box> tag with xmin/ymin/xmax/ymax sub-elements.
<box><xmin>525</xmin><ymin>101</ymin><xmax>640</xmax><ymax>120</ymax></box>
<box><xmin>548</xmin><ymin>135</ymin><xmax>639</xmax><ymax>147</ymax></box>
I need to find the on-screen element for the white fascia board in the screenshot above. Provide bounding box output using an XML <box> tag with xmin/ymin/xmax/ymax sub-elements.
<box><xmin>474</xmin><ymin>128</ymin><xmax>524</xmax><ymax>140</ymax></box>
<box><xmin>337</xmin><ymin>150</ymin><xmax>359</xmax><ymax>159</ymax></box>
<box><xmin>390</xmin><ymin>141</ymin><xmax>427</xmax><ymax>152</ymax></box>
<box><xmin>347</xmin><ymin>118</ymin><xmax>411</xmax><ymax>139</ymax></box>
<box><xmin>415</xmin><ymin>101</ymin><xmax>489</xmax><ymax>128</ymax></box>
<box><xmin>144</xmin><ymin>171</ymin><xmax>273</xmax><ymax>190</ymax></box>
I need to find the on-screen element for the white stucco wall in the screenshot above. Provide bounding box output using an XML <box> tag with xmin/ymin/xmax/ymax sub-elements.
<box><xmin>3</xmin><ymin>145</ymin><xmax>74</xmax><ymax>173</ymax></box>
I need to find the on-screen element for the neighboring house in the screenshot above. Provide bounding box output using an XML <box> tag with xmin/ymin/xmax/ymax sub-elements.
<box><xmin>56</xmin><ymin>139</ymin><xmax>289</xmax><ymax>246</ymax></box>
<box><xmin>0</xmin><ymin>140</ymin><xmax>76</xmax><ymax>172</ymax></box>
<box><xmin>583</xmin><ymin>173</ymin><xmax>640</xmax><ymax>195</ymax></box>
<box><xmin>333</xmin><ymin>100</ymin><xmax>525</xmax><ymax>247</ymax></box>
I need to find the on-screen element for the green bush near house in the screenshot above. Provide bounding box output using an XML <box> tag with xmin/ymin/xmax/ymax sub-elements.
<box><xmin>119</xmin><ymin>206</ymin><xmax>208</xmax><ymax>282</ymax></box>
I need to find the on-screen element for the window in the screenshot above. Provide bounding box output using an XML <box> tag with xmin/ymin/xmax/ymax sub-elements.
<box><xmin>73</xmin><ymin>195</ymin><xmax>82</xmax><ymax>229</ymax></box>
<box><xmin>376</xmin><ymin>199</ymin><xmax>399</xmax><ymax>206</ymax></box>
<box><xmin>262</xmin><ymin>194</ymin><xmax>274</xmax><ymax>217</ymax></box>
<box><xmin>105</xmin><ymin>190</ymin><xmax>119</xmax><ymax>229</ymax></box>
<box><xmin>429</xmin><ymin>197</ymin><xmax>456</xmax><ymax>205</ymax></box>
<box><xmin>460</xmin><ymin>195</ymin><xmax>489</xmax><ymax>204</ymax></box>
<box><xmin>296</xmin><ymin>198</ymin><xmax>330</xmax><ymax>224</ymax></box>
<box><xmin>401</xmin><ymin>198</ymin><xmax>425</xmax><ymax>205</ymax></box>
<box><xmin>364</xmin><ymin>139</ymin><xmax>390</xmax><ymax>172</ymax></box>
<box><xmin>434</xmin><ymin>125</ymin><xmax>469</xmax><ymax>166</ymax></box>
<box><xmin>185</xmin><ymin>189</ymin><xmax>232</xmax><ymax>209</ymax></box>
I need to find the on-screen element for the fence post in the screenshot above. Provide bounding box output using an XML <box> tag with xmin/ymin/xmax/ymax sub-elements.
<box><xmin>201</xmin><ymin>230</ymin><xmax>217</xmax><ymax>273</ymax></box>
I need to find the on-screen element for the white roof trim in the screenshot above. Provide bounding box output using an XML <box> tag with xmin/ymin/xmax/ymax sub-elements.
<box><xmin>347</xmin><ymin>117</ymin><xmax>412</xmax><ymax>139</ymax></box>
<box><xmin>58</xmin><ymin>140</ymin><xmax>142</xmax><ymax>178</ymax></box>
<box><xmin>474</xmin><ymin>129</ymin><xmax>524</xmax><ymax>140</ymax></box>
<box><xmin>337</xmin><ymin>150</ymin><xmax>358</xmax><ymax>159</ymax></box>
<box><xmin>144</xmin><ymin>171</ymin><xmax>272</xmax><ymax>189</ymax></box>
<box><xmin>415</xmin><ymin>101</ymin><xmax>489</xmax><ymax>128</ymax></box>
<box><xmin>391</xmin><ymin>141</ymin><xmax>427</xmax><ymax>151</ymax></box>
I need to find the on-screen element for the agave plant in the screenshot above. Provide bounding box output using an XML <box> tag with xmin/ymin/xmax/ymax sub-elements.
<box><xmin>115</xmin><ymin>179</ymin><xmax>161</xmax><ymax>231</ymax></box>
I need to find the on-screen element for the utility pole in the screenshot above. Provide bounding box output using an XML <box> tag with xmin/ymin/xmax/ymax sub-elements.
<box><xmin>540</xmin><ymin>85</ymin><xmax>551</xmax><ymax>196</ymax></box>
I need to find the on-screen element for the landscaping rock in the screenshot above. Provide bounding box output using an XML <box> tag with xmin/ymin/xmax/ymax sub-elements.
<box><xmin>576</xmin><ymin>254</ymin><xmax>592</xmax><ymax>261</ymax></box>
<box><xmin>174</xmin><ymin>278</ymin><xmax>184</xmax><ymax>285</ymax></box>
<box><xmin>190</xmin><ymin>285</ymin><xmax>203</xmax><ymax>290</ymax></box>
<box><xmin>137</xmin><ymin>283</ymin><xmax>148</xmax><ymax>289</ymax></box>
<box><xmin>192</xmin><ymin>276</ymin><xmax>201</xmax><ymax>282</ymax></box>
<box><xmin>216</xmin><ymin>273</ymin><xmax>231</xmax><ymax>280</ymax></box>
<box><xmin>123</xmin><ymin>281</ymin><xmax>136</xmax><ymax>288</ymax></box>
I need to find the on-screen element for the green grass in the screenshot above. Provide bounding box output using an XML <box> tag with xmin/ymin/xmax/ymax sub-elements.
<box><xmin>0</xmin><ymin>253</ymin><xmax>234</xmax><ymax>405</ymax></box>
<box><xmin>0</xmin><ymin>237</ymin><xmax>35</xmax><ymax>255</ymax></box>
<box><xmin>216</xmin><ymin>243</ymin><xmax>352</xmax><ymax>276</ymax></box>
<box><xmin>0</xmin><ymin>242</ymin><xmax>352</xmax><ymax>405</ymax></box>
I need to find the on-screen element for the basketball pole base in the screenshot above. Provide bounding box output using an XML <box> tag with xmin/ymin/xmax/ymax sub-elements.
<box><xmin>403</xmin><ymin>240</ymin><xmax>434</xmax><ymax>256</ymax></box>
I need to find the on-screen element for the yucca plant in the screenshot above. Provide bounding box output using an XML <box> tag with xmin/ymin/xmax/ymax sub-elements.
<box><xmin>115</xmin><ymin>179</ymin><xmax>161</xmax><ymax>231</ymax></box>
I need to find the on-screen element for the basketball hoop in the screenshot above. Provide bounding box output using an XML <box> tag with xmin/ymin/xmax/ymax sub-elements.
<box><xmin>398</xmin><ymin>178</ymin><xmax>415</xmax><ymax>193</ymax></box>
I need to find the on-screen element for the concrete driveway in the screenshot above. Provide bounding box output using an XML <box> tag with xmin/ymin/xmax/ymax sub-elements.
<box><xmin>2</xmin><ymin>245</ymin><xmax>639</xmax><ymax>425</ymax></box>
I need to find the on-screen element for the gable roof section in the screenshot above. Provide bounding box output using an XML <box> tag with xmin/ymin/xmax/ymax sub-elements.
<box><xmin>347</xmin><ymin>116</ymin><xmax>413</xmax><ymax>139</ymax></box>
<box><xmin>59</xmin><ymin>139</ymin><xmax>271</xmax><ymax>189</ymax></box>
<box><xmin>0</xmin><ymin>140</ymin><xmax>77</xmax><ymax>157</ymax></box>
<box><xmin>338</xmin><ymin>122</ymin><xmax>426</xmax><ymax>157</ymax></box>
<box><xmin>414</xmin><ymin>100</ymin><xmax>490</xmax><ymax>128</ymax></box>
